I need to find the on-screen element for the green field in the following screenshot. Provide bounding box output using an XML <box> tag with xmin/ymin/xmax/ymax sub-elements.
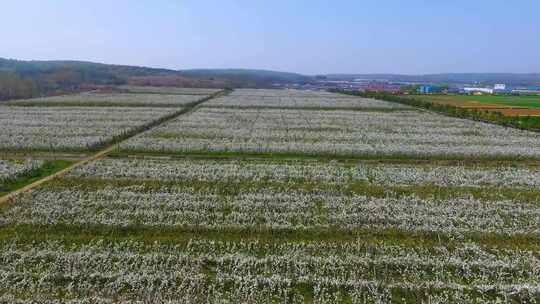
<box><xmin>410</xmin><ymin>94</ymin><xmax>540</xmax><ymax>109</ymax></box>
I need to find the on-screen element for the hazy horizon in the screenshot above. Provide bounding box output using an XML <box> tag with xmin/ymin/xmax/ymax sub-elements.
<box><xmin>3</xmin><ymin>0</ymin><xmax>539</xmax><ymax>75</ymax></box>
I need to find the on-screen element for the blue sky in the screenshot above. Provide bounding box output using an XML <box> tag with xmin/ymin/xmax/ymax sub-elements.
<box><xmin>2</xmin><ymin>0</ymin><xmax>539</xmax><ymax>74</ymax></box>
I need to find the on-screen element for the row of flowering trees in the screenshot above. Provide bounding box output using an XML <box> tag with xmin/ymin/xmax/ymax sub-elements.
<box><xmin>334</xmin><ymin>90</ymin><xmax>540</xmax><ymax>132</ymax></box>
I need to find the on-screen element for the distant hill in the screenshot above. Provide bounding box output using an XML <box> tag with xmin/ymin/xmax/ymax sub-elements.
<box><xmin>0</xmin><ymin>58</ymin><xmax>184</xmax><ymax>100</ymax></box>
<box><xmin>126</xmin><ymin>68</ymin><xmax>310</xmax><ymax>89</ymax></box>
<box><xmin>0</xmin><ymin>58</ymin><xmax>174</xmax><ymax>83</ymax></box>
<box><xmin>2</xmin><ymin>57</ymin><xmax>540</xmax><ymax>101</ymax></box>
<box><xmin>183</xmin><ymin>68</ymin><xmax>309</xmax><ymax>82</ymax></box>
<box><xmin>0</xmin><ymin>58</ymin><xmax>310</xmax><ymax>100</ymax></box>
<box><xmin>177</xmin><ymin>69</ymin><xmax>310</xmax><ymax>89</ymax></box>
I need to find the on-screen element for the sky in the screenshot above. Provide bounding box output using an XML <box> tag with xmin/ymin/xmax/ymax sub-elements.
<box><xmin>1</xmin><ymin>0</ymin><xmax>539</xmax><ymax>75</ymax></box>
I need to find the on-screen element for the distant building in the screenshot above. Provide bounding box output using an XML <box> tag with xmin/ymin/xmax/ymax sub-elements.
<box><xmin>494</xmin><ymin>84</ymin><xmax>506</xmax><ymax>90</ymax></box>
<box><xmin>417</xmin><ymin>85</ymin><xmax>433</xmax><ymax>94</ymax></box>
<box><xmin>464</xmin><ymin>87</ymin><xmax>494</xmax><ymax>94</ymax></box>
<box><xmin>512</xmin><ymin>86</ymin><xmax>540</xmax><ymax>94</ymax></box>
<box><xmin>364</xmin><ymin>82</ymin><xmax>402</xmax><ymax>93</ymax></box>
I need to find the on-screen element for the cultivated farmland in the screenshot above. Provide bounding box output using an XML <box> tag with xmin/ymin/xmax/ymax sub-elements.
<box><xmin>409</xmin><ymin>94</ymin><xmax>540</xmax><ymax>117</ymax></box>
<box><xmin>0</xmin><ymin>88</ymin><xmax>539</xmax><ymax>303</ymax></box>
<box><xmin>122</xmin><ymin>107</ymin><xmax>540</xmax><ymax>158</ymax></box>
<box><xmin>0</xmin><ymin>89</ymin><xmax>216</xmax><ymax>152</ymax></box>
<box><xmin>0</xmin><ymin>106</ymin><xmax>181</xmax><ymax>151</ymax></box>
<box><xmin>229</xmin><ymin>88</ymin><xmax>351</xmax><ymax>98</ymax></box>
<box><xmin>119</xmin><ymin>85</ymin><xmax>222</xmax><ymax>95</ymax></box>
<box><xmin>8</xmin><ymin>92</ymin><xmax>206</xmax><ymax>107</ymax></box>
<box><xmin>412</xmin><ymin>94</ymin><xmax>540</xmax><ymax>110</ymax></box>
<box><xmin>204</xmin><ymin>89</ymin><xmax>408</xmax><ymax>110</ymax></box>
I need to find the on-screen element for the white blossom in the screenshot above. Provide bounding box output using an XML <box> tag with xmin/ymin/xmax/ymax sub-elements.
<box><xmin>204</xmin><ymin>90</ymin><xmax>407</xmax><ymax>109</ymax></box>
<box><xmin>0</xmin><ymin>159</ymin><xmax>43</xmax><ymax>183</ymax></box>
<box><xmin>71</xmin><ymin>158</ymin><xmax>540</xmax><ymax>188</ymax></box>
<box><xmin>122</xmin><ymin>107</ymin><xmax>540</xmax><ymax>158</ymax></box>
<box><xmin>0</xmin><ymin>106</ymin><xmax>181</xmax><ymax>150</ymax></box>
<box><xmin>10</xmin><ymin>92</ymin><xmax>206</xmax><ymax>107</ymax></box>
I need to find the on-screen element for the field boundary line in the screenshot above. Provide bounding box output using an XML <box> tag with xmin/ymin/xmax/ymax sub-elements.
<box><xmin>0</xmin><ymin>89</ymin><xmax>229</xmax><ymax>206</ymax></box>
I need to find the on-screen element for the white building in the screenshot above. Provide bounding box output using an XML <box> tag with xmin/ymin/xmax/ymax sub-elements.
<box><xmin>464</xmin><ymin>87</ymin><xmax>494</xmax><ymax>94</ymax></box>
<box><xmin>494</xmin><ymin>84</ymin><xmax>506</xmax><ymax>90</ymax></box>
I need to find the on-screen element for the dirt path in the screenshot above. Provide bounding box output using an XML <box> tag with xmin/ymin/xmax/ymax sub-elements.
<box><xmin>0</xmin><ymin>145</ymin><xmax>116</xmax><ymax>205</ymax></box>
<box><xmin>0</xmin><ymin>90</ymin><xmax>227</xmax><ymax>206</ymax></box>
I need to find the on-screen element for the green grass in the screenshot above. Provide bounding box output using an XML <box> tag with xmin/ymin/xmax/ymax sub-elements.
<box><xmin>1</xmin><ymin>223</ymin><xmax>538</xmax><ymax>251</ymax></box>
<box><xmin>411</xmin><ymin>94</ymin><xmax>540</xmax><ymax>109</ymax></box>
<box><xmin>107</xmin><ymin>153</ymin><xmax>540</xmax><ymax>167</ymax></box>
<box><xmin>0</xmin><ymin>160</ymin><xmax>74</xmax><ymax>197</ymax></box>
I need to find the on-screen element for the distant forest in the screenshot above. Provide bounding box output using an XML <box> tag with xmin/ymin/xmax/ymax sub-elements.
<box><xmin>0</xmin><ymin>58</ymin><xmax>308</xmax><ymax>101</ymax></box>
<box><xmin>0</xmin><ymin>58</ymin><xmax>167</xmax><ymax>100</ymax></box>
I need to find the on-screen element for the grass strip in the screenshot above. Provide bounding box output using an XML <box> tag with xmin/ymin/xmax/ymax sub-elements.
<box><xmin>106</xmin><ymin>154</ymin><xmax>540</xmax><ymax>167</ymax></box>
<box><xmin>110</xmin><ymin>149</ymin><xmax>540</xmax><ymax>162</ymax></box>
<box><xmin>1</xmin><ymin>224</ymin><xmax>538</xmax><ymax>251</ymax></box>
<box><xmin>47</xmin><ymin>176</ymin><xmax>540</xmax><ymax>205</ymax></box>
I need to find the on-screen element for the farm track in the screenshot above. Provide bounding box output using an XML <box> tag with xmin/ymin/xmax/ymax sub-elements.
<box><xmin>0</xmin><ymin>90</ymin><xmax>227</xmax><ymax>206</ymax></box>
<box><xmin>0</xmin><ymin>146</ymin><xmax>115</xmax><ymax>205</ymax></box>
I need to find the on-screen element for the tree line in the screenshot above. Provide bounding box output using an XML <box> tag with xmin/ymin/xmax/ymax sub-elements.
<box><xmin>0</xmin><ymin>73</ymin><xmax>38</xmax><ymax>100</ymax></box>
